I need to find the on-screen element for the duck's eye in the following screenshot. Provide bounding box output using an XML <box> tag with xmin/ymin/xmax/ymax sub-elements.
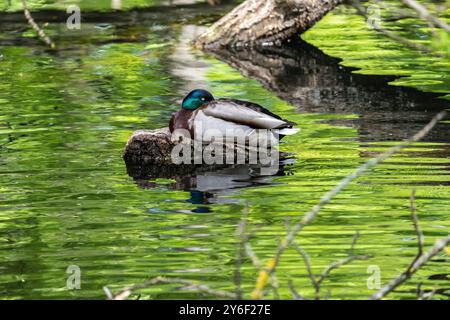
<box><xmin>201</xmin><ymin>98</ymin><xmax>206</xmax><ymax>101</ymax></box>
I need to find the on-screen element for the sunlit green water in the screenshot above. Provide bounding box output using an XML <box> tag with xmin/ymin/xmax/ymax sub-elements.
<box><xmin>303</xmin><ymin>4</ymin><xmax>450</xmax><ymax>98</ymax></box>
<box><xmin>0</xmin><ymin>1</ymin><xmax>449</xmax><ymax>299</ymax></box>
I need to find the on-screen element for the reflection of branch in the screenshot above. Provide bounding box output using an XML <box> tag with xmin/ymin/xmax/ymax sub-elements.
<box><xmin>350</xmin><ymin>0</ymin><xmax>436</xmax><ymax>55</ymax></box>
<box><xmin>349</xmin><ymin>230</ymin><xmax>360</xmax><ymax>253</ymax></box>
<box><xmin>417</xmin><ymin>283</ymin><xmax>437</xmax><ymax>300</ymax></box>
<box><xmin>293</xmin><ymin>232</ymin><xmax>368</xmax><ymax>300</ymax></box>
<box><xmin>401</xmin><ymin>0</ymin><xmax>450</xmax><ymax>33</ymax></box>
<box><xmin>407</xmin><ymin>189</ymin><xmax>424</xmax><ymax>273</ymax></box>
<box><xmin>106</xmin><ymin>276</ymin><xmax>235</xmax><ymax>300</ymax></box>
<box><xmin>315</xmin><ymin>254</ymin><xmax>368</xmax><ymax>298</ymax></box>
<box><xmin>251</xmin><ymin>111</ymin><xmax>447</xmax><ymax>299</ymax></box>
<box><xmin>292</xmin><ymin>242</ymin><xmax>316</xmax><ymax>292</ymax></box>
<box><xmin>21</xmin><ymin>0</ymin><xmax>54</xmax><ymax>48</ymax></box>
<box><xmin>288</xmin><ymin>280</ymin><xmax>304</xmax><ymax>300</ymax></box>
<box><xmin>370</xmin><ymin>192</ymin><xmax>449</xmax><ymax>300</ymax></box>
<box><xmin>238</xmin><ymin>206</ymin><xmax>279</xmax><ymax>299</ymax></box>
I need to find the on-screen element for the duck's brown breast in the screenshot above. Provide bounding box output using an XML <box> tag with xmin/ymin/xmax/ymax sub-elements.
<box><xmin>169</xmin><ymin>108</ymin><xmax>195</xmax><ymax>137</ymax></box>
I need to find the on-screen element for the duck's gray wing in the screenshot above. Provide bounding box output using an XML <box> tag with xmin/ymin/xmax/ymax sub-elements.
<box><xmin>203</xmin><ymin>99</ymin><xmax>295</xmax><ymax>130</ymax></box>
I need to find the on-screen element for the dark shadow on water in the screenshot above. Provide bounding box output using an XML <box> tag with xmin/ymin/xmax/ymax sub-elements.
<box><xmin>206</xmin><ymin>38</ymin><xmax>450</xmax><ymax>143</ymax></box>
<box><xmin>125</xmin><ymin>160</ymin><xmax>294</xmax><ymax>207</ymax></box>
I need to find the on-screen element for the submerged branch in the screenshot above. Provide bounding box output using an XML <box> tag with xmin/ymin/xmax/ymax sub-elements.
<box><xmin>107</xmin><ymin>276</ymin><xmax>235</xmax><ymax>300</ymax></box>
<box><xmin>350</xmin><ymin>0</ymin><xmax>437</xmax><ymax>55</ymax></box>
<box><xmin>315</xmin><ymin>254</ymin><xmax>369</xmax><ymax>298</ymax></box>
<box><xmin>407</xmin><ymin>189</ymin><xmax>424</xmax><ymax>273</ymax></box>
<box><xmin>417</xmin><ymin>283</ymin><xmax>438</xmax><ymax>300</ymax></box>
<box><xmin>238</xmin><ymin>206</ymin><xmax>280</xmax><ymax>299</ymax></box>
<box><xmin>370</xmin><ymin>188</ymin><xmax>449</xmax><ymax>300</ymax></box>
<box><xmin>287</xmin><ymin>280</ymin><xmax>304</xmax><ymax>300</ymax></box>
<box><xmin>292</xmin><ymin>232</ymin><xmax>368</xmax><ymax>300</ymax></box>
<box><xmin>401</xmin><ymin>0</ymin><xmax>450</xmax><ymax>33</ymax></box>
<box><xmin>292</xmin><ymin>242</ymin><xmax>317</xmax><ymax>291</ymax></box>
<box><xmin>251</xmin><ymin>111</ymin><xmax>447</xmax><ymax>299</ymax></box>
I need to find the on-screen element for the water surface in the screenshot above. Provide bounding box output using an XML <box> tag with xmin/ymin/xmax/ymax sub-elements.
<box><xmin>0</xmin><ymin>1</ymin><xmax>449</xmax><ymax>299</ymax></box>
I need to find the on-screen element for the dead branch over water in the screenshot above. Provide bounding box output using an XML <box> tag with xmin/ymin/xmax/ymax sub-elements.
<box><xmin>401</xmin><ymin>0</ymin><xmax>450</xmax><ymax>33</ymax></box>
<box><xmin>106</xmin><ymin>276</ymin><xmax>235</xmax><ymax>300</ymax></box>
<box><xmin>370</xmin><ymin>190</ymin><xmax>450</xmax><ymax>300</ymax></box>
<box><xmin>251</xmin><ymin>111</ymin><xmax>447</xmax><ymax>299</ymax></box>
<box><xmin>372</xmin><ymin>235</ymin><xmax>450</xmax><ymax>300</ymax></box>
<box><xmin>350</xmin><ymin>0</ymin><xmax>437</xmax><ymax>56</ymax></box>
<box><xmin>109</xmin><ymin>111</ymin><xmax>448</xmax><ymax>300</ymax></box>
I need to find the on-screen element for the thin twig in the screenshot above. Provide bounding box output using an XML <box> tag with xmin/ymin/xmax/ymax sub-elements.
<box><xmin>314</xmin><ymin>232</ymin><xmax>368</xmax><ymax>299</ymax></box>
<box><xmin>292</xmin><ymin>241</ymin><xmax>317</xmax><ymax>291</ymax></box>
<box><xmin>315</xmin><ymin>255</ymin><xmax>369</xmax><ymax>294</ymax></box>
<box><xmin>235</xmin><ymin>205</ymin><xmax>249</xmax><ymax>300</ymax></box>
<box><xmin>21</xmin><ymin>0</ymin><xmax>55</xmax><ymax>48</ymax></box>
<box><xmin>238</xmin><ymin>206</ymin><xmax>280</xmax><ymax>299</ymax></box>
<box><xmin>349</xmin><ymin>230</ymin><xmax>360</xmax><ymax>254</ymax></box>
<box><xmin>418</xmin><ymin>286</ymin><xmax>437</xmax><ymax>300</ymax></box>
<box><xmin>103</xmin><ymin>286</ymin><xmax>113</xmax><ymax>300</ymax></box>
<box><xmin>288</xmin><ymin>280</ymin><xmax>304</xmax><ymax>300</ymax></box>
<box><xmin>251</xmin><ymin>111</ymin><xmax>447</xmax><ymax>299</ymax></box>
<box><xmin>244</xmin><ymin>242</ymin><xmax>261</xmax><ymax>268</ymax></box>
<box><xmin>293</xmin><ymin>231</ymin><xmax>367</xmax><ymax>300</ymax></box>
<box><xmin>407</xmin><ymin>189</ymin><xmax>424</xmax><ymax>273</ymax></box>
<box><xmin>270</xmin><ymin>270</ymin><xmax>280</xmax><ymax>300</ymax></box>
<box><xmin>109</xmin><ymin>276</ymin><xmax>235</xmax><ymax>300</ymax></box>
<box><xmin>350</xmin><ymin>0</ymin><xmax>439</xmax><ymax>56</ymax></box>
<box><xmin>401</xmin><ymin>0</ymin><xmax>450</xmax><ymax>33</ymax></box>
<box><xmin>371</xmin><ymin>235</ymin><xmax>450</xmax><ymax>300</ymax></box>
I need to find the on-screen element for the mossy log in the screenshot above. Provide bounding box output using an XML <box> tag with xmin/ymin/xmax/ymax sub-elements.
<box><xmin>123</xmin><ymin>128</ymin><xmax>237</xmax><ymax>178</ymax></box>
<box><xmin>123</xmin><ymin>128</ymin><xmax>293</xmax><ymax>179</ymax></box>
<box><xmin>123</xmin><ymin>128</ymin><xmax>175</xmax><ymax>165</ymax></box>
<box><xmin>195</xmin><ymin>0</ymin><xmax>343</xmax><ymax>49</ymax></box>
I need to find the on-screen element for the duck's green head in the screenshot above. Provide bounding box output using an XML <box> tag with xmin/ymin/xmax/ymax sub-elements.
<box><xmin>182</xmin><ymin>89</ymin><xmax>214</xmax><ymax>110</ymax></box>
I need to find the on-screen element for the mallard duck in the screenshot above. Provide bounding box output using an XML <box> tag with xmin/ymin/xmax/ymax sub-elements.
<box><xmin>169</xmin><ymin>89</ymin><xmax>298</xmax><ymax>143</ymax></box>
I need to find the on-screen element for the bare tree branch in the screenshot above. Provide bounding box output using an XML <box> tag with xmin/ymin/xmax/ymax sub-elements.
<box><xmin>401</xmin><ymin>0</ymin><xmax>450</xmax><ymax>32</ymax></box>
<box><xmin>235</xmin><ymin>205</ymin><xmax>249</xmax><ymax>300</ymax></box>
<box><xmin>349</xmin><ymin>0</ymin><xmax>440</xmax><ymax>56</ymax></box>
<box><xmin>407</xmin><ymin>189</ymin><xmax>424</xmax><ymax>273</ymax></box>
<box><xmin>371</xmin><ymin>235</ymin><xmax>450</xmax><ymax>300</ymax></box>
<box><xmin>108</xmin><ymin>276</ymin><xmax>235</xmax><ymax>300</ymax></box>
<box><xmin>315</xmin><ymin>254</ymin><xmax>369</xmax><ymax>299</ymax></box>
<box><xmin>251</xmin><ymin>111</ymin><xmax>447</xmax><ymax>299</ymax></box>
<box><xmin>238</xmin><ymin>205</ymin><xmax>279</xmax><ymax>299</ymax></box>
<box><xmin>288</xmin><ymin>280</ymin><xmax>305</xmax><ymax>300</ymax></box>
<box><xmin>370</xmin><ymin>190</ymin><xmax>449</xmax><ymax>300</ymax></box>
<box><xmin>292</xmin><ymin>241</ymin><xmax>317</xmax><ymax>291</ymax></box>
<box><xmin>244</xmin><ymin>242</ymin><xmax>262</xmax><ymax>268</ymax></box>
<box><xmin>349</xmin><ymin>230</ymin><xmax>360</xmax><ymax>253</ymax></box>
<box><xmin>417</xmin><ymin>284</ymin><xmax>438</xmax><ymax>300</ymax></box>
<box><xmin>292</xmin><ymin>231</ymin><xmax>368</xmax><ymax>300</ymax></box>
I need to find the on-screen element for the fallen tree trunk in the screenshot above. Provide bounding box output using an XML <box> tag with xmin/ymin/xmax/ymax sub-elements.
<box><xmin>123</xmin><ymin>128</ymin><xmax>175</xmax><ymax>165</ymax></box>
<box><xmin>195</xmin><ymin>0</ymin><xmax>343</xmax><ymax>49</ymax></box>
<box><xmin>122</xmin><ymin>128</ymin><xmax>230</xmax><ymax>179</ymax></box>
<box><xmin>123</xmin><ymin>128</ymin><xmax>293</xmax><ymax>179</ymax></box>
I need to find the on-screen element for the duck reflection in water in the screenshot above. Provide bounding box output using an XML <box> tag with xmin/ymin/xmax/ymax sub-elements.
<box><xmin>126</xmin><ymin>161</ymin><xmax>294</xmax><ymax>212</ymax></box>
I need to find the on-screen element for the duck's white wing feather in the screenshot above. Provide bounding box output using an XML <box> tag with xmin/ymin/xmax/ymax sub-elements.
<box><xmin>193</xmin><ymin>110</ymin><xmax>254</xmax><ymax>137</ymax></box>
<box><xmin>202</xmin><ymin>100</ymin><xmax>289</xmax><ymax>129</ymax></box>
